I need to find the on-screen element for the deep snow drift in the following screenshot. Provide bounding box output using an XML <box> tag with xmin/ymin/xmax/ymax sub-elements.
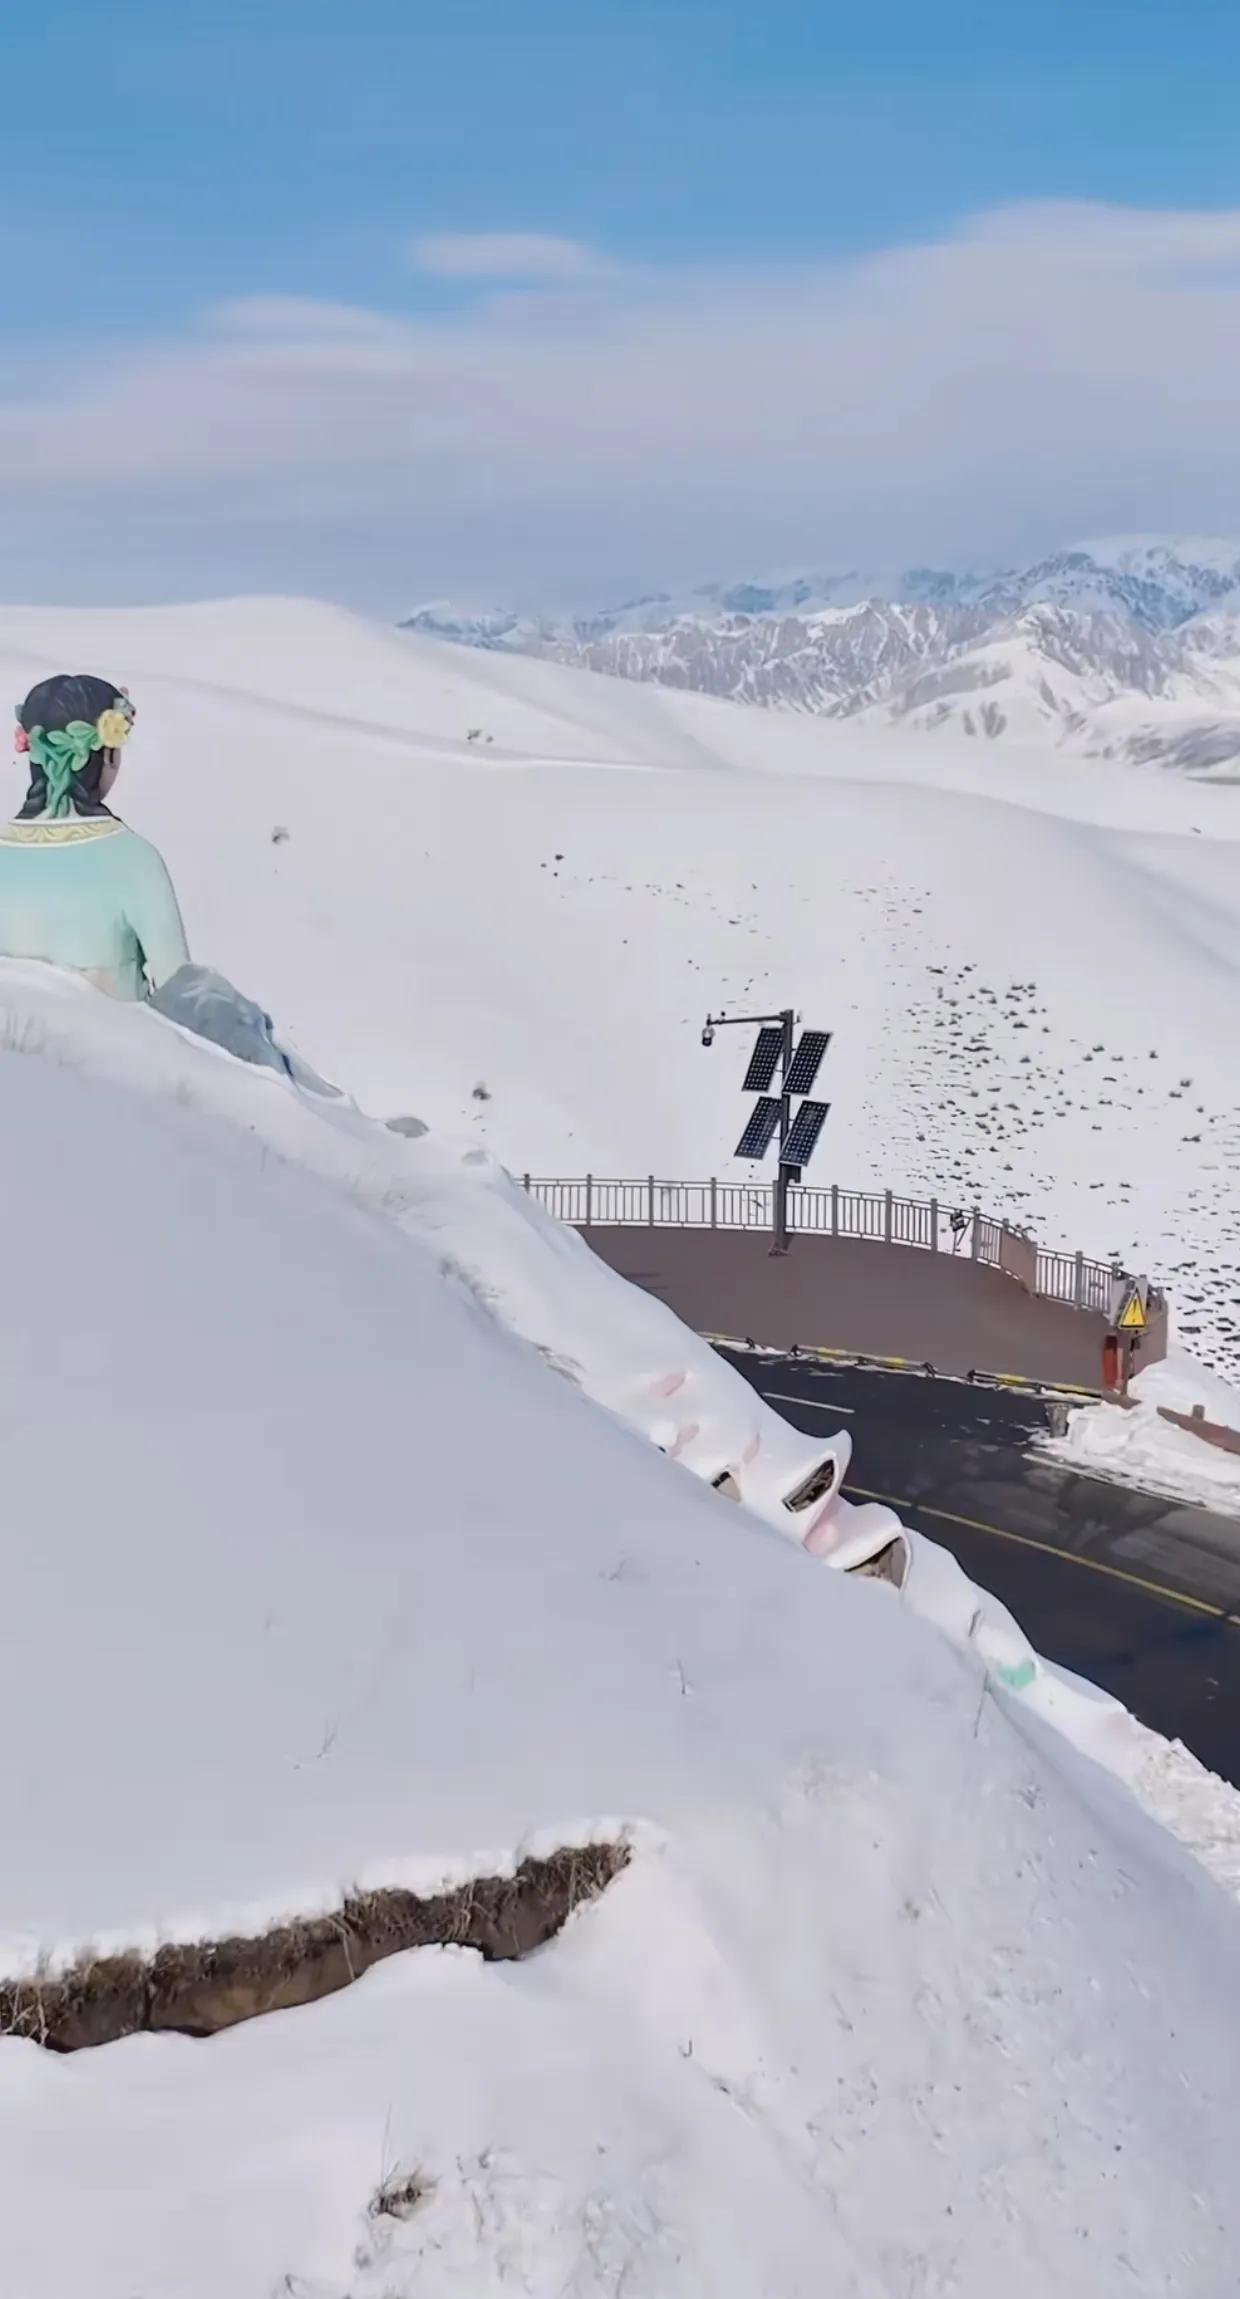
<box><xmin>1</xmin><ymin>596</ymin><xmax>1238</xmax><ymax>1379</ymax></box>
<box><xmin>2</xmin><ymin>967</ymin><xmax>1240</xmax><ymax>2296</ymax></box>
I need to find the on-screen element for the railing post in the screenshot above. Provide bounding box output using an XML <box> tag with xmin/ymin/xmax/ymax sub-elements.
<box><xmin>585</xmin><ymin>1173</ymin><xmax>593</xmax><ymax>1228</ymax></box>
<box><xmin>710</xmin><ymin>1176</ymin><xmax>718</xmax><ymax>1229</ymax></box>
<box><xmin>522</xmin><ymin>1173</ymin><xmax>531</xmax><ymax>1194</ymax></box>
<box><xmin>884</xmin><ymin>1188</ymin><xmax>894</xmax><ymax>1244</ymax></box>
<box><xmin>970</xmin><ymin>1208</ymin><xmax>981</xmax><ymax>1260</ymax></box>
<box><xmin>647</xmin><ymin>1173</ymin><xmax>655</xmax><ymax>1226</ymax></box>
<box><xmin>1073</xmin><ymin>1250</ymin><xmax>1085</xmax><ymax>1309</ymax></box>
<box><xmin>831</xmin><ymin>1182</ymin><xmax>839</xmax><ymax>1237</ymax></box>
<box><xmin>930</xmin><ymin>1197</ymin><xmax>939</xmax><ymax>1252</ymax></box>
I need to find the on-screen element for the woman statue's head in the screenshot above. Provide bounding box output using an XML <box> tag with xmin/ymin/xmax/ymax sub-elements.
<box><xmin>14</xmin><ymin>673</ymin><xmax>136</xmax><ymax>822</ymax></box>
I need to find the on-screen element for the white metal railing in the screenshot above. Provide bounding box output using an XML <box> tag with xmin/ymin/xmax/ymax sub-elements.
<box><xmin>1035</xmin><ymin>1247</ymin><xmax>1114</xmax><ymax>1316</ymax></box>
<box><xmin>523</xmin><ymin>1175</ymin><xmax>1131</xmax><ymax>1316</ymax></box>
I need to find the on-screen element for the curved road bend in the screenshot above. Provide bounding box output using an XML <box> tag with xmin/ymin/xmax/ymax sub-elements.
<box><xmin>718</xmin><ymin>1348</ymin><xmax>1240</xmax><ymax>1789</ymax></box>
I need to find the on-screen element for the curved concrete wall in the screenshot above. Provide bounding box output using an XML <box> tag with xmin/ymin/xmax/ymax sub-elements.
<box><xmin>580</xmin><ymin>1226</ymin><xmax>1167</xmax><ymax>1391</ymax></box>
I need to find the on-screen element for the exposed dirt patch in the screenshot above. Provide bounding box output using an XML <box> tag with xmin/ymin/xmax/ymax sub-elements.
<box><xmin>1</xmin><ymin>1840</ymin><xmax>628</xmax><ymax>2054</ymax></box>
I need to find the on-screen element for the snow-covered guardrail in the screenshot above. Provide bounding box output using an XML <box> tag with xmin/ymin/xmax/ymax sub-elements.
<box><xmin>523</xmin><ymin>1175</ymin><xmax>1129</xmax><ymax>1318</ymax></box>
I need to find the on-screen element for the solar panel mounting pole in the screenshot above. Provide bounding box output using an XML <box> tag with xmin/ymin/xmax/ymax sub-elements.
<box><xmin>702</xmin><ymin>1005</ymin><xmax>797</xmax><ymax>1255</ymax></box>
<box><xmin>773</xmin><ymin>1008</ymin><xmax>795</xmax><ymax>1255</ymax></box>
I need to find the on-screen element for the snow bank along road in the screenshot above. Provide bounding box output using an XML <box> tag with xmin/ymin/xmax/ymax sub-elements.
<box><xmin>723</xmin><ymin>1351</ymin><xmax>1240</xmax><ymax>1787</ymax></box>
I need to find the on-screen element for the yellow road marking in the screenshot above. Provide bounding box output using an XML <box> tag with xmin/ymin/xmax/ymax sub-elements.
<box><xmin>846</xmin><ymin>1484</ymin><xmax>1237</xmax><ymax>1622</ymax></box>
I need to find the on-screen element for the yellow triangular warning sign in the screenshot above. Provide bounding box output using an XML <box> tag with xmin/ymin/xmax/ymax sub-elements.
<box><xmin>1117</xmin><ymin>1288</ymin><xmax>1148</xmax><ymax>1332</ymax></box>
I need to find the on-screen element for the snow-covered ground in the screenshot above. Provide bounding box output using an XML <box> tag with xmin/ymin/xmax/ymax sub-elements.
<box><xmin>3</xmin><ymin>962</ymin><xmax>1240</xmax><ymax>2297</ymax></box>
<box><xmin>1</xmin><ymin>594</ymin><xmax>1238</xmax><ymax>1381</ymax></box>
<box><xmin>1134</xmin><ymin>1350</ymin><xmax>1240</xmax><ymax>1430</ymax></box>
<box><xmin>1039</xmin><ymin>1351</ymin><xmax>1240</xmax><ymax>1512</ymax></box>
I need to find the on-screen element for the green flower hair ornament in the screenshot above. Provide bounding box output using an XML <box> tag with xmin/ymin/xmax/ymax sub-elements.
<box><xmin>21</xmin><ymin>698</ymin><xmax>135</xmax><ymax>819</ymax></box>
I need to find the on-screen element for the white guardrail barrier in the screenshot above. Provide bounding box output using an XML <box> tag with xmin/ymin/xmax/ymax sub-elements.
<box><xmin>522</xmin><ymin>1176</ymin><xmax>1126</xmax><ymax>1317</ymax></box>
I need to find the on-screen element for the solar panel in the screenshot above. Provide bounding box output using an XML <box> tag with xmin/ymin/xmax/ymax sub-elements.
<box><xmin>783</xmin><ymin>1028</ymin><xmax>831</xmax><ymax>1098</ymax></box>
<box><xmin>778</xmin><ymin>1098</ymin><xmax>830</xmax><ymax>1171</ymax></box>
<box><xmin>734</xmin><ymin>1096</ymin><xmax>781</xmax><ymax>1161</ymax></box>
<box><xmin>741</xmin><ymin>1026</ymin><xmax>783</xmax><ymax>1094</ymax></box>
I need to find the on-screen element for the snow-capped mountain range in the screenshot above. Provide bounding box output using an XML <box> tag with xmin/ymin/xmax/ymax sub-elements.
<box><xmin>404</xmin><ymin>539</ymin><xmax>1240</xmax><ymax>773</ymax></box>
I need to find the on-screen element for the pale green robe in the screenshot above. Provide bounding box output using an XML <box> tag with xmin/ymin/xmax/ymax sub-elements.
<box><xmin>0</xmin><ymin>814</ymin><xmax>189</xmax><ymax>1001</ymax></box>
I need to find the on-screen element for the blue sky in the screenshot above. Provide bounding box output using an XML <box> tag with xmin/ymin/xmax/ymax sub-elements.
<box><xmin>12</xmin><ymin>0</ymin><xmax>1240</xmax><ymax>326</ymax></box>
<box><xmin>5</xmin><ymin>0</ymin><xmax>1240</xmax><ymax>604</ymax></box>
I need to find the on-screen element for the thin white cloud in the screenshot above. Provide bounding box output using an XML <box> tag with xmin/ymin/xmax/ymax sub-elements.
<box><xmin>409</xmin><ymin>231</ymin><xmax>610</xmax><ymax>281</ymax></box>
<box><xmin>3</xmin><ymin>202</ymin><xmax>1240</xmax><ymax>605</ymax></box>
<box><xmin>211</xmin><ymin>297</ymin><xmax>409</xmax><ymax>339</ymax></box>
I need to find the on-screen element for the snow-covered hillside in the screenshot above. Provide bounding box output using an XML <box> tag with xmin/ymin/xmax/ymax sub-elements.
<box><xmin>408</xmin><ymin>539</ymin><xmax>1240</xmax><ymax>770</ymax></box>
<box><xmin>3</xmin><ymin>963</ymin><xmax>1240</xmax><ymax>2298</ymax></box>
<box><xmin>1</xmin><ymin>594</ymin><xmax>1237</xmax><ymax>1374</ymax></box>
<box><xmin>865</xmin><ymin>603</ymin><xmax>1240</xmax><ymax>770</ymax></box>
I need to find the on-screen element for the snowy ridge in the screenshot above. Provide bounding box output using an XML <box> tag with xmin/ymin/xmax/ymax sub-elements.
<box><xmin>407</xmin><ymin>538</ymin><xmax>1240</xmax><ymax>771</ymax></box>
<box><xmin>408</xmin><ymin>536</ymin><xmax>1240</xmax><ymax>640</ymax></box>
<box><xmin>0</xmin><ymin>960</ymin><xmax>875</xmax><ymax>1956</ymax></box>
<box><xmin>4</xmin><ymin>962</ymin><xmax>1240</xmax><ymax>2295</ymax></box>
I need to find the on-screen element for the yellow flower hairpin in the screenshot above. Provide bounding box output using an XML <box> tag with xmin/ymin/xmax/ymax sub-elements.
<box><xmin>96</xmin><ymin>705</ymin><xmax>134</xmax><ymax>749</ymax></box>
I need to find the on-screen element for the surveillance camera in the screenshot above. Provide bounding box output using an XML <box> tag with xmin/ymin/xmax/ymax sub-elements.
<box><xmin>701</xmin><ymin>1023</ymin><xmax>715</xmax><ymax>1049</ymax></box>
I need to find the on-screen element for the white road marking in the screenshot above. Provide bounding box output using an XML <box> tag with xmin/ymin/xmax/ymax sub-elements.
<box><xmin>763</xmin><ymin>1391</ymin><xmax>855</xmax><ymax>1415</ymax></box>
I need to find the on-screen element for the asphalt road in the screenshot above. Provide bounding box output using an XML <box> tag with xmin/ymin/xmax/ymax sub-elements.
<box><xmin>719</xmin><ymin>1348</ymin><xmax>1240</xmax><ymax>1788</ymax></box>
